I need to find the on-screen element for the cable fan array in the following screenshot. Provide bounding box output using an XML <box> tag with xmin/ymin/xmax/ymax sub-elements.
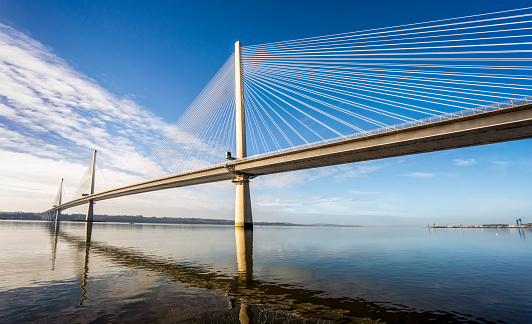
<box><xmin>42</xmin><ymin>181</ymin><xmax>65</xmax><ymax>219</ymax></box>
<box><xmin>69</xmin><ymin>162</ymin><xmax>94</xmax><ymax>200</ymax></box>
<box><xmin>128</xmin><ymin>55</ymin><xmax>237</xmax><ymax>180</ymax></box>
<box><xmin>65</xmin><ymin>55</ymin><xmax>237</xmax><ymax>195</ymax></box>
<box><xmin>58</xmin><ymin>7</ymin><xmax>532</xmax><ymax>198</ymax></box>
<box><xmin>241</xmin><ymin>7</ymin><xmax>532</xmax><ymax>155</ymax></box>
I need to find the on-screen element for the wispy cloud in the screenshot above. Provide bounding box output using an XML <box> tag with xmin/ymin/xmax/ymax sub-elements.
<box><xmin>253</xmin><ymin>191</ymin><xmax>397</xmax><ymax>218</ymax></box>
<box><xmin>252</xmin><ymin>162</ymin><xmax>387</xmax><ymax>190</ymax></box>
<box><xmin>257</xmin><ymin>195</ymin><xmax>349</xmax><ymax>208</ymax></box>
<box><xmin>402</xmin><ymin>172</ymin><xmax>435</xmax><ymax>178</ymax></box>
<box><xmin>0</xmin><ymin>23</ymin><xmax>170</xmax><ymax>178</ymax></box>
<box><xmin>346</xmin><ymin>190</ymin><xmax>383</xmax><ymax>195</ymax></box>
<box><xmin>0</xmin><ymin>148</ymin><xmax>236</xmax><ymax>214</ymax></box>
<box><xmin>255</xmin><ymin>194</ymin><xmax>364</xmax><ymax>214</ymax></box>
<box><xmin>252</xmin><ymin>167</ymin><xmax>335</xmax><ymax>190</ymax></box>
<box><xmin>453</xmin><ymin>158</ymin><xmax>478</xmax><ymax>166</ymax></box>
<box><xmin>490</xmin><ymin>160</ymin><xmax>511</xmax><ymax>166</ymax></box>
<box><xmin>332</xmin><ymin>163</ymin><xmax>386</xmax><ymax>181</ymax></box>
<box><xmin>0</xmin><ymin>23</ymin><xmax>236</xmax><ymax>215</ymax></box>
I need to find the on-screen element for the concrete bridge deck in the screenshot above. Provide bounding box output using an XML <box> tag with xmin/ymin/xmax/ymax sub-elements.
<box><xmin>47</xmin><ymin>100</ymin><xmax>532</xmax><ymax>213</ymax></box>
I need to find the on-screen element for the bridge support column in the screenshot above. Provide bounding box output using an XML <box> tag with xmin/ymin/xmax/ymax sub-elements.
<box><xmin>85</xmin><ymin>220</ymin><xmax>93</xmax><ymax>243</ymax></box>
<box><xmin>235</xmin><ymin>174</ymin><xmax>252</xmax><ymax>227</ymax></box>
<box><xmin>54</xmin><ymin>210</ymin><xmax>61</xmax><ymax>223</ymax></box>
<box><xmin>86</xmin><ymin>200</ymin><xmax>94</xmax><ymax>222</ymax></box>
<box><xmin>234</xmin><ymin>41</ymin><xmax>253</xmax><ymax>228</ymax></box>
<box><xmin>85</xmin><ymin>150</ymin><xmax>97</xmax><ymax>223</ymax></box>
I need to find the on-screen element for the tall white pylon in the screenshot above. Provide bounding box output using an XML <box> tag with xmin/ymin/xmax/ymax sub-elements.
<box><xmin>85</xmin><ymin>150</ymin><xmax>97</xmax><ymax>222</ymax></box>
<box><xmin>54</xmin><ymin>178</ymin><xmax>63</xmax><ymax>223</ymax></box>
<box><xmin>234</xmin><ymin>41</ymin><xmax>252</xmax><ymax>228</ymax></box>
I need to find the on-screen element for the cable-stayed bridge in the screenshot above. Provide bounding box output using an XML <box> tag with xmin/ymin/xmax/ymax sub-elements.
<box><xmin>43</xmin><ymin>7</ymin><xmax>532</xmax><ymax>226</ymax></box>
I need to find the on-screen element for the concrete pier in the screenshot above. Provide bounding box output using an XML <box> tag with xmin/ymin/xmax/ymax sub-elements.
<box><xmin>84</xmin><ymin>221</ymin><xmax>93</xmax><ymax>243</ymax></box>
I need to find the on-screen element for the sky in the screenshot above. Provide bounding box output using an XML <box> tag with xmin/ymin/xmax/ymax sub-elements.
<box><xmin>1</xmin><ymin>0</ymin><xmax>531</xmax><ymax>226</ymax></box>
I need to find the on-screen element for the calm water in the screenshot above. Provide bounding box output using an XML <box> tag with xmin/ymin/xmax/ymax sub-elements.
<box><xmin>1</xmin><ymin>221</ymin><xmax>531</xmax><ymax>323</ymax></box>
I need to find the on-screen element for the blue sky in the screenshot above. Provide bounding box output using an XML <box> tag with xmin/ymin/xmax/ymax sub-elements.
<box><xmin>1</xmin><ymin>0</ymin><xmax>531</xmax><ymax>225</ymax></box>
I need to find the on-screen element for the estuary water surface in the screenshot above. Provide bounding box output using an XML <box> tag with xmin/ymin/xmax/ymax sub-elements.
<box><xmin>1</xmin><ymin>220</ymin><xmax>531</xmax><ymax>323</ymax></box>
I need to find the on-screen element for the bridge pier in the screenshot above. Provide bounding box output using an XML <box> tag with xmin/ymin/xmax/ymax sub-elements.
<box><xmin>86</xmin><ymin>200</ymin><xmax>94</xmax><ymax>222</ymax></box>
<box><xmin>234</xmin><ymin>41</ymin><xmax>253</xmax><ymax>228</ymax></box>
<box><xmin>235</xmin><ymin>174</ymin><xmax>252</xmax><ymax>227</ymax></box>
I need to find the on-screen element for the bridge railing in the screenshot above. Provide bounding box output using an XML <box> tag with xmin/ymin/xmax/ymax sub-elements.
<box><xmin>170</xmin><ymin>96</ymin><xmax>531</xmax><ymax>177</ymax></box>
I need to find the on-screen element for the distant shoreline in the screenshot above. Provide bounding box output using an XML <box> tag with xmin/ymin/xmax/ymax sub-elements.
<box><xmin>0</xmin><ymin>211</ymin><xmax>361</xmax><ymax>227</ymax></box>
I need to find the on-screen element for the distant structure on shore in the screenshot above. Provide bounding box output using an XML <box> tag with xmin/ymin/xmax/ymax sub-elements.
<box><xmin>432</xmin><ymin>220</ymin><xmax>532</xmax><ymax>229</ymax></box>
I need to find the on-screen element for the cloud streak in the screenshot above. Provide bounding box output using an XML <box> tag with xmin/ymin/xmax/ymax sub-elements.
<box><xmin>0</xmin><ymin>23</ymin><xmax>169</xmax><ymax>178</ymax></box>
<box><xmin>402</xmin><ymin>172</ymin><xmax>435</xmax><ymax>178</ymax></box>
<box><xmin>0</xmin><ymin>23</ymin><xmax>236</xmax><ymax>215</ymax></box>
<box><xmin>252</xmin><ymin>162</ymin><xmax>387</xmax><ymax>190</ymax></box>
<box><xmin>453</xmin><ymin>158</ymin><xmax>478</xmax><ymax>166</ymax></box>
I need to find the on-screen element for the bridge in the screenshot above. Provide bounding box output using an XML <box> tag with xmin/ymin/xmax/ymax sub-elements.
<box><xmin>43</xmin><ymin>8</ymin><xmax>532</xmax><ymax>226</ymax></box>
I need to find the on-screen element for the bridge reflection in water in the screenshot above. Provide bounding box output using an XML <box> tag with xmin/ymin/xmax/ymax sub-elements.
<box><xmin>49</xmin><ymin>223</ymin><xmax>485</xmax><ymax>323</ymax></box>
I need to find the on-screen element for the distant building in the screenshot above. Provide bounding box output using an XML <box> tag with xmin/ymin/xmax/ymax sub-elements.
<box><xmin>481</xmin><ymin>224</ymin><xmax>508</xmax><ymax>228</ymax></box>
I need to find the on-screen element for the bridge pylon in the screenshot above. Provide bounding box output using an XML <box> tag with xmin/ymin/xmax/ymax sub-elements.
<box><xmin>54</xmin><ymin>178</ymin><xmax>63</xmax><ymax>224</ymax></box>
<box><xmin>234</xmin><ymin>41</ymin><xmax>253</xmax><ymax>228</ymax></box>
<box><xmin>85</xmin><ymin>150</ymin><xmax>97</xmax><ymax>222</ymax></box>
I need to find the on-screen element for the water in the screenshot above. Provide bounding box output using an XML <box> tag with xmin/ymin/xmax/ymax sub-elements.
<box><xmin>1</xmin><ymin>221</ymin><xmax>531</xmax><ymax>323</ymax></box>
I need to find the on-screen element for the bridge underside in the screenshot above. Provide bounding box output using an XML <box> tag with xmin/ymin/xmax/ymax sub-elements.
<box><xmin>48</xmin><ymin>103</ymin><xmax>532</xmax><ymax>213</ymax></box>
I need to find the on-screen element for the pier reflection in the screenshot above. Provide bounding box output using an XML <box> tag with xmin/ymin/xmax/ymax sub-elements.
<box><xmin>518</xmin><ymin>228</ymin><xmax>527</xmax><ymax>240</ymax></box>
<box><xmin>48</xmin><ymin>223</ymin><xmax>487</xmax><ymax>323</ymax></box>
<box><xmin>50</xmin><ymin>222</ymin><xmax>59</xmax><ymax>271</ymax></box>
<box><xmin>80</xmin><ymin>222</ymin><xmax>92</xmax><ymax>305</ymax></box>
<box><xmin>50</xmin><ymin>221</ymin><xmax>93</xmax><ymax>305</ymax></box>
<box><xmin>235</xmin><ymin>228</ymin><xmax>253</xmax><ymax>323</ymax></box>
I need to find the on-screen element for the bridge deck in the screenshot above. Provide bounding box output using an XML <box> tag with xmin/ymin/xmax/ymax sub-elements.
<box><xmin>48</xmin><ymin>100</ymin><xmax>532</xmax><ymax>212</ymax></box>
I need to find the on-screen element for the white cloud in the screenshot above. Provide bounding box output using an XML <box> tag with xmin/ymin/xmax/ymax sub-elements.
<box><xmin>332</xmin><ymin>163</ymin><xmax>386</xmax><ymax>181</ymax></box>
<box><xmin>0</xmin><ymin>23</ymin><xmax>172</xmax><ymax>177</ymax></box>
<box><xmin>0</xmin><ymin>24</ymin><xmax>235</xmax><ymax>216</ymax></box>
<box><xmin>490</xmin><ymin>160</ymin><xmax>511</xmax><ymax>166</ymax></box>
<box><xmin>252</xmin><ymin>162</ymin><xmax>386</xmax><ymax>190</ymax></box>
<box><xmin>0</xmin><ymin>149</ymin><xmax>236</xmax><ymax>218</ymax></box>
<box><xmin>402</xmin><ymin>172</ymin><xmax>435</xmax><ymax>178</ymax></box>
<box><xmin>453</xmin><ymin>158</ymin><xmax>478</xmax><ymax>166</ymax></box>
<box><xmin>255</xmin><ymin>195</ymin><xmax>351</xmax><ymax>212</ymax></box>
<box><xmin>253</xmin><ymin>192</ymin><xmax>398</xmax><ymax>219</ymax></box>
<box><xmin>347</xmin><ymin>190</ymin><xmax>382</xmax><ymax>195</ymax></box>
